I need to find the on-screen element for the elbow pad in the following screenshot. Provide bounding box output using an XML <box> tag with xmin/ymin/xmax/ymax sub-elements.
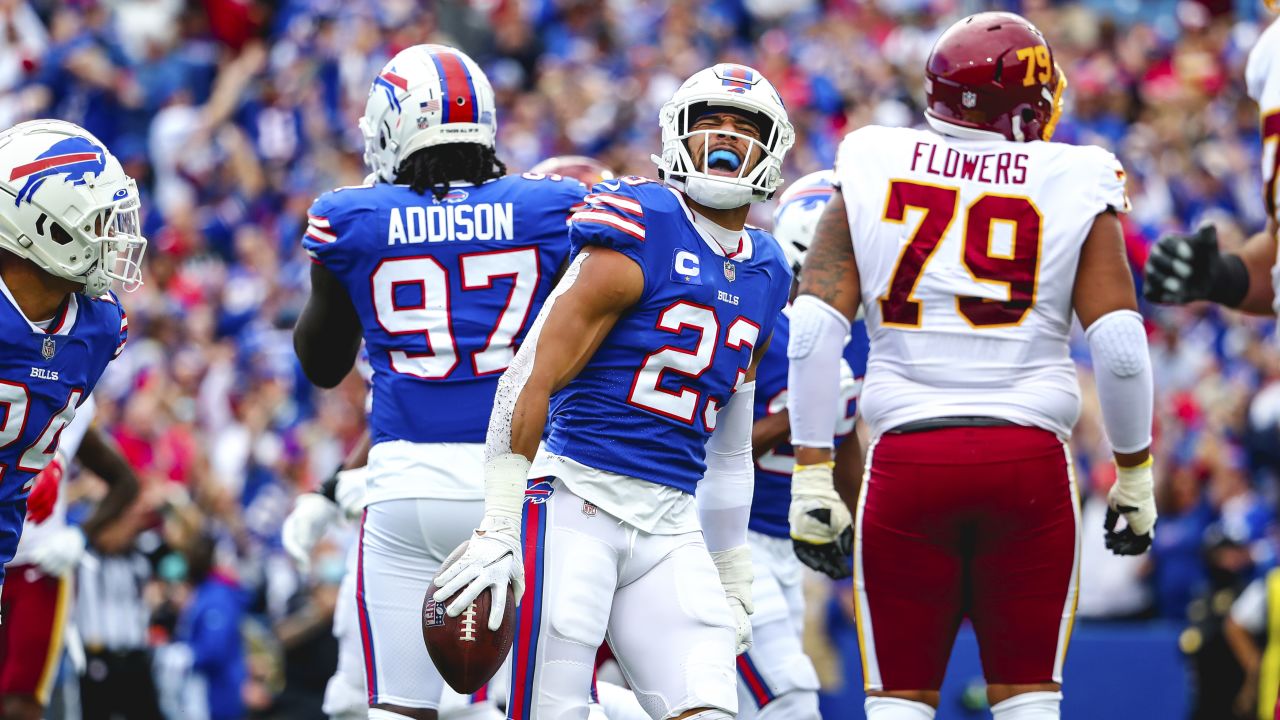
<box><xmin>1086</xmin><ymin>310</ymin><xmax>1153</xmax><ymax>454</ymax></box>
<box><xmin>787</xmin><ymin>295</ymin><xmax>851</xmax><ymax>449</ymax></box>
<box><xmin>700</xmin><ymin>382</ymin><xmax>755</xmax><ymax>553</ymax></box>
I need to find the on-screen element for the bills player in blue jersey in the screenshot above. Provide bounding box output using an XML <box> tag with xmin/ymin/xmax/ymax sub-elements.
<box><xmin>434</xmin><ymin>64</ymin><xmax>795</xmax><ymax>720</ymax></box>
<box><xmin>737</xmin><ymin>171</ymin><xmax>867</xmax><ymax>720</ymax></box>
<box><xmin>292</xmin><ymin>46</ymin><xmax>586</xmax><ymax>720</ymax></box>
<box><xmin>0</xmin><ymin>119</ymin><xmax>142</xmax><ymax>616</ymax></box>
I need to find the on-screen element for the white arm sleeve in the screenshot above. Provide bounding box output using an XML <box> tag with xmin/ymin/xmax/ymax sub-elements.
<box><xmin>60</xmin><ymin>393</ymin><xmax>97</xmax><ymax>460</ymax></box>
<box><xmin>1085</xmin><ymin>309</ymin><xmax>1154</xmax><ymax>454</ymax></box>
<box><xmin>698</xmin><ymin>381</ymin><xmax>756</xmax><ymax>553</ymax></box>
<box><xmin>481</xmin><ymin>253</ymin><xmax>587</xmax><ymax>521</ymax></box>
<box><xmin>787</xmin><ymin>295</ymin><xmax>851</xmax><ymax>449</ymax></box>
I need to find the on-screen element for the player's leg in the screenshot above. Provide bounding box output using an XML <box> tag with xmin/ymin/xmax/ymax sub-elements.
<box><xmin>606</xmin><ymin>529</ymin><xmax>737</xmax><ymax>720</ymax></box>
<box><xmin>0</xmin><ymin>565</ymin><xmax>71</xmax><ymax>720</ymax></box>
<box><xmin>735</xmin><ymin>532</ymin><xmax>820</xmax><ymax>720</ymax></box>
<box><xmin>358</xmin><ymin>497</ymin><xmax>481</xmax><ymax>720</ymax></box>
<box><xmin>967</xmin><ymin>428</ymin><xmax>1078</xmax><ymax>719</ymax></box>
<box><xmin>856</xmin><ymin>434</ymin><xmax>971</xmax><ymax>719</ymax></box>
<box><xmin>324</xmin><ymin>542</ymin><xmax>367</xmax><ymax>720</ymax></box>
<box><xmin>507</xmin><ymin>478</ymin><xmax>619</xmax><ymax>720</ymax></box>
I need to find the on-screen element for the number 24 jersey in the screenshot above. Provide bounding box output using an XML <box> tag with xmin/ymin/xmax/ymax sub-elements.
<box><xmin>834</xmin><ymin>125</ymin><xmax>1129</xmax><ymax>439</ymax></box>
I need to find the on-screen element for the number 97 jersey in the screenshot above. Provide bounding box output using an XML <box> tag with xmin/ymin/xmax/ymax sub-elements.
<box><xmin>303</xmin><ymin>175</ymin><xmax>586</xmax><ymax>445</ymax></box>
<box><xmin>835</xmin><ymin>125</ymin><xmax>1129</xmax><ymax>439</ymax></box>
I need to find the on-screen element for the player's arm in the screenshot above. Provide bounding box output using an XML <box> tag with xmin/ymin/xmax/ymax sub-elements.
<box><xmin>1144</xmin><ymin>219</ymin><xmax>1277</xmax><ymax>315</ymax></box>
<box><xmin>77</xmin><ymin>427</ymin><xmax>141</xmax><ymax>543</ymax></box>
<box><xmin>433</xmin><ymin>248</ymin><xmax>643</xmax><ymax>628</ymax></box>
<box><xmin>1074</xmin><ymin>210</ymin><xmax>1156</xmax><ymax>556</ymax></box>
<box><xmin>751</xmin><ymin>407</ymin><xmax>790</xmax><ymax>459</ymax></box>
<box><xmin>786</xmin><ymin>192</ymin><xmax>860</xmax><ymax>578</ymax></box>
<box><xmin>293</xmin><ymin>263</ymin><xmax>362</xmax><ymax>389</ymax></box>
<box><xmin>832</xmin><ymin>426</ymin><xmax>863</xmax><ymax>516</ymax></box>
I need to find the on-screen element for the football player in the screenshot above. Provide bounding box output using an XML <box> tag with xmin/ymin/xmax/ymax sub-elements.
<box><xmin>1144</xmin><ymin>2</ymin><xmax>1280</xmax><ymax>313</ymax></box>
<box><xmin>0</xmin><ymin>119</ymin><xmax>141</xmax><ymax>612</ymax></box>
<box><xmin>737</xmin><ymin>170</ymin><xmax>867</xmax><ymax>720</ymax></box>
<box><xmin>291</xmin><ymin>45</ymin><xmax>587</xmax><ymax>720</ymax></box>
<box><xmin>785</xmin><ymin>13</ymin><xmax>1155</xmax><ymax>720</ymax></box>
<box><xmin>434</xmin><ymin>63</ymin><xmax>795</xmax><ymax>720</ymax></box>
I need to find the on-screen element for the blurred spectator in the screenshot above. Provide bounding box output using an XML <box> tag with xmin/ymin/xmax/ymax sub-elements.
<box><xmin>176</xmin><ymin>535</ymin><xmax>246</xmax><ymax>720</ymax></box>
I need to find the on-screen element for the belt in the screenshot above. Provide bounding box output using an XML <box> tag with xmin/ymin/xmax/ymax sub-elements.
<box><xmin>886</xmin><ymin>416</ymin><xmax>1019</xmax><ymax>434</ymax></box>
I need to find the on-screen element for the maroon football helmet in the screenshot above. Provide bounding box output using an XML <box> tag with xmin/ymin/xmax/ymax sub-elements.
<box><xmin>924</xmin><ymin>12</ymin><xmax>1066</xmax><ymax>143</ymax></box>
<box><xmin>528</xmin><ymin>155</ymin><xmax>616</xmax><ymax>187</ymax></box>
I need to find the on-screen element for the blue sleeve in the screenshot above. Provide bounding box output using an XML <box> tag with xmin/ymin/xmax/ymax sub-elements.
<box><xmin>103</xmin><ymin>291</ymin><xmax>128</xmax><ymax>361</ymax></box>
<box><xmin>844</xmin><ymin>320</ymin><xmax>869</xmax><ymax>379</ymax></box>
<box><xmin>568</xmin><ymin>181</ymin><xmax>649</xmax><ymax>285</ymax></box>
<box><xmin>301</xmin><ymin>190</ymin><xmax>361</xmax><ymax>275</ymax></box>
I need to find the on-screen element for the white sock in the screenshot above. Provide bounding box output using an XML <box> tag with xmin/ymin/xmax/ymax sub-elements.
<box><xmin>864</xmin><ymin>696</ymin><xmax>936</xmax><ymax>719</ymax></box>
<box><xmin>991</xmin><ymin>691</ymin><xmax>1063</xmax><ymax>719</ymax></box>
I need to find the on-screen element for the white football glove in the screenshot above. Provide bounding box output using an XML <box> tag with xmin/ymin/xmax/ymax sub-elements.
<box><xmin>711</xmin><ymin>545</ymin><xmax>753</xmax><ymax>655</ymax></box>
<box><xmin>31</xmin><ymin>527</ymin><xmax>86</xmax><ymax>577</ymax></box>
<box><xmin>282</xmin><ymin>493</ymin><xmax>338</xmax><ymax>573</ymax></box>
<box><xmin>333</xmin><ymin>466</ymin><xmax>369</xmax><ymax>520</ymax></box>
<box><xmin>432</xmin><ymin>516</ymin><xmax>525</xmax><ymax>631</ymax></box>
<box><xmin>1105</xmin><ymin>459</ymin><xmax>1157</xmax><ymax>556</ymax></box>
<box><xmin>789</xmin><ymin>462</ymin><xmax>853</xmax><ymax>579</ymax></box>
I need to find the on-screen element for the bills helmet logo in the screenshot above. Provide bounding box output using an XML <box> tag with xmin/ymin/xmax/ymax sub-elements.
<box><xmin>9</xmin><ymin>136</ymin><xmax>107</xmax><ymax>206</ymax></box>
<box><xmin>524</xmin><ymin>479</ymin><xmax>555</xmax><ymax>505</ymax></box>
<box><xmin>373</xmin><ymin>68</ymin><xmax>409</xmax><ymax>113</ymax></box>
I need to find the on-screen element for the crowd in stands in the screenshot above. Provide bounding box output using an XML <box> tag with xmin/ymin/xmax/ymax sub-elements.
<box><xmin>6</xmin><ymin>0</ymin><xmax>1280</xmax><ymax>716</ymax></box>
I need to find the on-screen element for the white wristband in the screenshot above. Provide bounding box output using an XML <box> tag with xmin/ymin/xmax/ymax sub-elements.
<box><xmin>484</xmin><ymin>453</ymin><xmax>531</xmax><ymax>523</ymax></box>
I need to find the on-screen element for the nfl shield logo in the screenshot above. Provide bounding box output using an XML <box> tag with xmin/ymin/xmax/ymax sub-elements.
<box><xmin>41</xmin><ymin>336</ymin><xmax>55</xmax><ymax>360</ymax></box>
<box><xmin>723</xmin><ymin>260</ymin><xmax>736</xmax><ymax>282</ymax></box>
<box><xmin>962</xmin><ymin>91</ymin><xmax>977</xmax><ymax>108</ymax></box>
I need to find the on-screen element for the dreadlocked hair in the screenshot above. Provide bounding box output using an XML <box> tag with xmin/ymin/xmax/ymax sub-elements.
<box><xmin>395</xmin><ymin>143</ymin><xmax>507</xmax><ymax>200</ymax></box>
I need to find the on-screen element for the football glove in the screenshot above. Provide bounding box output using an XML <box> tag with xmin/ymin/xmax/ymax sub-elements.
<box><xmin>1105</xmin><ymin>459</ymin><xmax>1157</xmax><ymax>556</ymax></box>
<box><xmin>31</xmin><ymin>527</ymin><xmax>86</xmax><ymax>576</ymax></box>
<box><xmin>790</xmin><ymin>462</ymin><xmax>853</xmax><ymax>579</ymax></box>
<box><xmin>282</xmin><ymin>493</ymin><xmax>339</xmax><ymax>574</ymax></box>
<box><xmin>333</xmin><ymin>466</ymin><xmax>369</xmax><ymax>520</ymax></box>
<box><xmin>25</xmin><ymin>452</ymin><xmax>65</xmax><ymax>524</ymax></box>
<box><xmin>711</xmin><ymin>545</ymin><xmax>754</xmax><ymax>655</ymax></box>
<box><xmin>1143</xmin><ymin>225</ymin><xmax>1246</xmax><ymax>306</ymax></box>
<box><xmin>432</xmin><ymin>515</ymin><xmax>525</xmax><ymax>631</ymax></box>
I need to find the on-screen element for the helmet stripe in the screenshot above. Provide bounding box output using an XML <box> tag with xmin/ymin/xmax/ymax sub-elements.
<box><xmin>431</xmin><ymin>51</ymin><xmax>477</xmax><ymax>125</ymax></box>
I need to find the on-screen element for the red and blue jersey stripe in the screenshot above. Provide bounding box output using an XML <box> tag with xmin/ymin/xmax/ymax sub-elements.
<box><xmin>508</xmin><ymin>479</ymin><xmax>551</xmax><ymax>719</ymax></box>
<box><xmin>356</xmin><ymin>511</ymin><xmax>381</xmax><ymax>704</ymax></box>
<box><xmin>737</xmin><ymin>652</ymin><xmax>777</xmax><ymax>707</ymax></box>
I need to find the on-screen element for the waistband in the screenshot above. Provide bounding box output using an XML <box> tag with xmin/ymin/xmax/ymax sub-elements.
<box><xmin>886</xmin><ymin>416</ymin><xmax>1019</xmax><ymax>434</ymax></box>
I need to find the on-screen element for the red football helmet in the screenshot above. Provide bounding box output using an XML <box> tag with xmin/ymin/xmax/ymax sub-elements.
<box><xmin>924</xmin><ymin>12</ymin><xmax>1066</xmax><ymax>143</ymax></box>
<box><xmin>528</xmin><ymin>155</ymin><xmax>616</xmax><ymax>187</ymax></box>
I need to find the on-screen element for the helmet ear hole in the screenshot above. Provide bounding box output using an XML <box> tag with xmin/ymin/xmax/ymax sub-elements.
<box><xmin>49</xmin><ymin>223</ymin><xmax>73</xmax><ymax>246</ymax></box>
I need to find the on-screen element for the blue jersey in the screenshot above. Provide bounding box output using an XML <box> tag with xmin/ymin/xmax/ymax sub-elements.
<box><xmin>303</xmin><ymin>176</ymin><xmax>584</xmax><ymax>446</ymax></box>
<box><xmin>750</xmin><ymin>312</ymin><xmax>868</xmax><ymax>538</ymax></box>
<box><xmin>544</xmin><ymin>178</ymin><xmax>793</xmax><ymax>494</ymax></box>
<box><xmin>0</xmin><ymin>287</ymin><xmax>127</xmax><ymax>575</ymax></box>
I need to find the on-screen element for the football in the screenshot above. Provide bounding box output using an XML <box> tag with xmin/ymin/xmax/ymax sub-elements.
<box><xmin>422</xmin><ymin>580</ymin><xmax>515</xmax><ymax>694</ymax></box>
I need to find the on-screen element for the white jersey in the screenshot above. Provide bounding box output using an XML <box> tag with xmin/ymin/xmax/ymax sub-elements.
<box><xmin>1245</xmin><ymin>17</ymin><xmax>1280</xmax><ymax>315</ymax></box>
<box><xmin>10</xmin><ymin>394</ymin><xmax>96</xmax><ymax>566</ymax></box>
<box><xmin>834</xmin><ymin>125</ymin><xmax>1129</xmax><ymax>439</ymax></box>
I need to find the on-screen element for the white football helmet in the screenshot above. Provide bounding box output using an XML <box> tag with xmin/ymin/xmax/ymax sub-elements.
<box><xmin>654</xmin><ymin>63</ymin><xmax>795</xmax><ymax>209</ymax></box>
<box><xmin>360</xmin><ymin>44</ymin><xmax>498</xmax><ymax>183</ymax></box>
<box><xmin>772</xmin><ymin>170</ymin><xmax>836</xmax><ymax>274</ymax></box>
<box><xmin>0</xmin><ymin>119</ymin><xmax>146</xmax><ymax>296</ymax></box>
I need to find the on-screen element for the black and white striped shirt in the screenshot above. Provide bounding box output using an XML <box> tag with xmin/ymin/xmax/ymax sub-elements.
<box><xmin>76</xmin><ymin>550</ymin><xmax>150</xmax><ymax>652</ymax></box>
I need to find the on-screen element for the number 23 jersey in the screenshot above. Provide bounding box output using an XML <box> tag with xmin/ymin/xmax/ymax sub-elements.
<box><xmin>542</xmin><ymin>178</ymin><xmax>792</xmax><ymax>495</ymax></box>
<box><xmin>835</xmin><ymin>125</ymin><xmax>1129</xmax><ymax>439</ymax></box>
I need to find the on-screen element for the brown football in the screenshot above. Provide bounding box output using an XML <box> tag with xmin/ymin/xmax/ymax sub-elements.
<box><xmin>422</xmin><ymin>581</ymin><xmax>516</xmax><ymax>694</ymax></box>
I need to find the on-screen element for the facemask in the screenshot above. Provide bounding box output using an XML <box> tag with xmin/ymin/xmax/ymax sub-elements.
<box><xmin>684</xmin><ymin>175</ymin><xmax>754</xmax><ymax>209</ymax></box>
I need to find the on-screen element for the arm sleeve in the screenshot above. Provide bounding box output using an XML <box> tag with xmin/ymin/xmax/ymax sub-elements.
<box><xmin>1085</xmin><ymin>309</ymin><xmax>1153</xmax><ymax>454</ymax></box>
<box><xmin>301</xmin><ymin>192</ymin><xmax>353</xmax><ymax>273</ymax></box>
<box><xmin>60</xmin><ymin>393</ymin><xmax>96</xmax><ymax>460</ymax></box>
<box><xmin>787</xmin><ymin>294</ymin><xmax>852</xmax><ymax>449</ymax></box>
<box><xmin>1091</xmin><ymin>148</ymin><xmax>1131</xmax><ymax>215</ymax></box>
<box><xmin>568</xmin><ymin>182</ymin><xmax>649</xmax><ymax>295</ymax></box>
<box><xmin>698</xmin><ymin>381</ymin><xmax>756</xmax><ymax>552</ymax></box>
<box><xmin>110</xmin><ymin>292</ymin><xmax>128</xmax><ymax>360</ymax></box>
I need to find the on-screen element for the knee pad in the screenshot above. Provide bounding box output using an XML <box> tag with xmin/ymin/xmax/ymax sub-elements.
<box><xmin>670</xmin><ymin>711</ymin><xmax>733</xmax><ymax>720</ymax></box>
<box><xmin>756</xmin><ymin>690</ymin><xmax>820</xmax><ymax>720</ymax></box>
<box><xmin>864</xmin><ymin>696</ymin><xmax>936</xmax><ymax>720</ymax></box>
<box><xmin>991</xmin><ymin>691</ymin><xmax>1062</xmax><ymax>720</ymax></box>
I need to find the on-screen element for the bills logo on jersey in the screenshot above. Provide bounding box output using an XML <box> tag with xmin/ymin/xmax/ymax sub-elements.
<box><xmin>524</xmin><ymin>479</ymin><xmax>555</xmax><ymax>505</ymax></box>
<box><xmin>671</xmin><ymin>250</ymin><xmax>702</xmax><ymax>284</ymax></box>
<box><xmin>10</xmin><ymin>136</ymin><xmax>107</xmax><ymax>206</ymax></box>
<box><xmin>438</xmin><ymin>189</ymin><xmax>469</xmax><ymax>204</ymax></box>
<box><xmin>41</xmin><ymin>336</ymin><xmax>55</xmax><ymax>360</ymax></box>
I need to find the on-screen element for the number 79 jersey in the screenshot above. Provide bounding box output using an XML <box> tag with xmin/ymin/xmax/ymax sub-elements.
<box><xmin>835</xmin><ymin>125</ymin><xmax>1129</xmax><ymax>439</ymax></box>
<box><xmin>303</xmin><ymin>175</ymin><xmax>586</xmax><ymax>445</ymax></box>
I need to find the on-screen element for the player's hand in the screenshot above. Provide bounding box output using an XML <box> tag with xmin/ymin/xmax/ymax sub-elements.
<box><xmin>31</xmin><ymin>527</ymin><xmax>86</xmax><ymax>576</ymax></box>
<box><xmin>790</xmin><ymin>462</ymin><xmax>853</xmax><ymax>579</ymax></box>
<box><xmin>25</xmin><ymin>452</ymin><xmax>65</xmax><ymax>524</ymax></box>
<box><xmin>432</xmin><ymin>515</ymin><xmax>525</xmax><ymax>631</ymax></box>
<box><xmin>1105</xmin><ymin>459</ymin><xmax>1157</xmax><ymax>556</ymax></box>
<box><xmin>333</xmin><ymin>466</ymin><xmax>369</xmax><ymax>520</ymax></box>
<box><xmin>711</xmin><ymin>545</ymin><xmax>754</xmax><ymax>655</ymax></box>
<box><xmin>1143</xmin><ymin>225</ymin><xmax>1224</xmax><ymax>304</ymax></box>
<box><xmin>282</xmin><ymin>493</ymin><xmax>339</xmax><ymax>573</ymax></box>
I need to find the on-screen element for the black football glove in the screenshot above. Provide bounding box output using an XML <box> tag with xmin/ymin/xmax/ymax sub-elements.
<box><xmin>792</xmin><ymin>523</ymin><xmax>853</xmax><ymax>579</ymax></box>
<box><xmin>1143</xmin><ymin>225</ymin><xmax>1247</xmax><ymax>307</ymax></box>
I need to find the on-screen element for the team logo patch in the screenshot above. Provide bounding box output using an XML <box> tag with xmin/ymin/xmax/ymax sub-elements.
<box><xmin>41</xmin><ymin>336</ymin><xmax>55</xmax><ymax>360</ymax></box>
<box><xmin>10</xmin><ymin>136</ymin><xmax>108</xmax><ymax>206</ymax></box>
<box><xmin>723</xmin><ymin>260</ymin><xmax>736</xmax><ymax>282</ymax></box>
<box><xmin>422</xmin><ymin>597</ymin><xmax>445</xmax><ymax>628</ymax></box>
<box><xmin>525</xmin><ymin>479</ymin><xmax>554</xmax><ymax>504</ymax></box>
<box><xmin>438</xmin><ymin>189</ymin><xmax>469</xmax><ymax>204</ymax></box>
